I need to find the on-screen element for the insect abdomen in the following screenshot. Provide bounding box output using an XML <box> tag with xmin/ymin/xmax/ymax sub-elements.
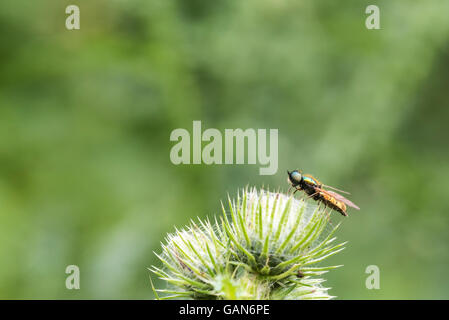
<box><xmin>319</xmin><ymin>192</ymin><xmax>348</xmax><ymax>216</ymax></box>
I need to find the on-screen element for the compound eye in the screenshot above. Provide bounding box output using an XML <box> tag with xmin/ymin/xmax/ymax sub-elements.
<box><xmin>291</xmin><ymin>171</ymin><xmax>302</xmax><ymax>182</ymax></box>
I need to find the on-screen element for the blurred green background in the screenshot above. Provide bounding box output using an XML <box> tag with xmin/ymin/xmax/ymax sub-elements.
<box><xmin>1</xmin><ymin>0</ymin><xmax>449</xmax><ymax>299</ymax></box>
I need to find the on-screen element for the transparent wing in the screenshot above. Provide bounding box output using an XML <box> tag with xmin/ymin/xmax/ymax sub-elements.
<box><xmin>317</xmin><ymin>188</ymin><xmax>360</xmax><ymax>210</ymax></box>
<box><xmin>321</xmin><ymin>184</ymin><xmax>351</xmax><ymax>195</ymax></box>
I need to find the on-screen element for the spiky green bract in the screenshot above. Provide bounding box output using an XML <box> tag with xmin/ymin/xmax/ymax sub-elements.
<box><xmin>150</xmin><ymin>188</ymin><xmax>345</xmax><ymax>300</ymax></box>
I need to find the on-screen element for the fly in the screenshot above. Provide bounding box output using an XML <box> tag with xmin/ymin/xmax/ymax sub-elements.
<box><xmin>287</xmin><ymin>169</ymin><xmax>360</xmax><ymax>216</ymax></box>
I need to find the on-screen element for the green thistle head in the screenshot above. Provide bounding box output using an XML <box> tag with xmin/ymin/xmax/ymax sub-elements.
<box><xmin>150</xmin><ymin>187</ymin><xmax>346</xmax><ymax>300</ymax></box>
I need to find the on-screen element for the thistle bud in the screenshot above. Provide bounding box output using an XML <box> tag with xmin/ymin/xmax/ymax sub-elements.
<box><xmin>150</xmin><ymin>188</ymin><xmax>345</xmax><ymax>300</ymax></box>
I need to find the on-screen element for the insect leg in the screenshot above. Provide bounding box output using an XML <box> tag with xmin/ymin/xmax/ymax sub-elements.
<box><xmin>289</xmin><ymin>185</ymin><xmax>299</xmax><ymax>195</ymax></box>
<box><xmin>306</xmin><ymin>191</ymin><xmax>319</xmax><ymax>198</ymax></box>
<box><xmin>319</xmin><ymin>203</ymin><xmax>332</xmax><ymax>225</ymax></box>
<box><xmin>326</xmin><ymin>209</ymin><xmax>333</xmax><ymax>226</ymax></box>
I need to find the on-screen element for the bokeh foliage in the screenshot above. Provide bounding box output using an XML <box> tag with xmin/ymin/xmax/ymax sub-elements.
<box><xmin>0</xmin><ymin>0</ymin><xmax>449</xmax><ymax>299</ymax></box>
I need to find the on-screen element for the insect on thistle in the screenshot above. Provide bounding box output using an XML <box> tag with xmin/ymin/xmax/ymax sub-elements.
<box><xmin>287</xmin><ymin>170</ymin><xmax>360</xmax><ymax>217</ymax></box>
